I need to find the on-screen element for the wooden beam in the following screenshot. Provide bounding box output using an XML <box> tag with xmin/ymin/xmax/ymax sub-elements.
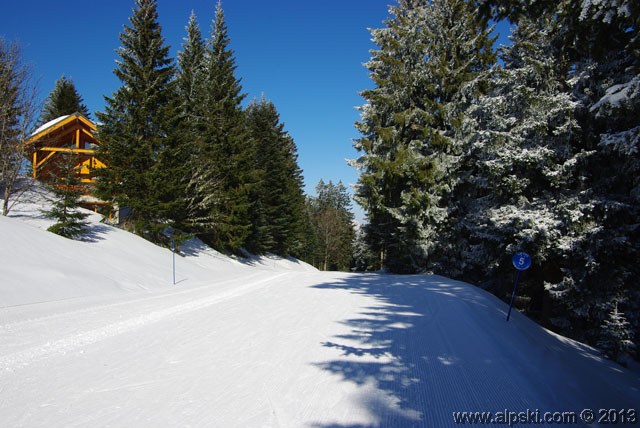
<box><xmin>29</xmin><ymin>126</ymin><xmax>81</xmax><ymax>149</ymax></box>
<box><xmin>76</xmin><ymin>114</ymin><xmax>97</xmax><ymax>131</ymax></box>
<box><xmin>81</xmin><ymin>128</ymin><xmax>96</xmax><ymax>140</ymax></box>
<box><xmin>35</xmin><ymin>150</ymin><xmax>58</xmax><ymax>169</ymax></box>
<box><xmin>37</xmin><ymin>147</ymin><xmax>96</xmax><ymax>154</ymax></box>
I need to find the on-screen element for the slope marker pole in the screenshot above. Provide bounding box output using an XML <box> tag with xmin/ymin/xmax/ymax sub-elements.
<box><xmin>172</xmin><ymin>238</ymin><xmax>176</xmax><ymax>285</ymax></box>
<box><xmin>506</xmin><ymin>270</ymin><xmax>521</xmax><ymax>322</ymax></box>
<box><xmin>506</xmin><ymin>252</ymin><xmax>531</xmax><ymax>321</ymax></box>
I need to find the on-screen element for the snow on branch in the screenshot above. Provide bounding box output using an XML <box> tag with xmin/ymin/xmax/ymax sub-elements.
<box><xmin>599</xmin><ymin>126</ymin><xmax>640</xmax><ymax>155</ymax></box>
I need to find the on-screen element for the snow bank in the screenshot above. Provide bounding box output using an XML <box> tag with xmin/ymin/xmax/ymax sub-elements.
<box><xmin>0</xmin><ymin>182</ymin><xmax>315</xmax><ymax>307</ymax></box>
<box><xmin>236</xmin><ymin>249</ymin><xmax>318</xmax><ymax>272</ymax></box>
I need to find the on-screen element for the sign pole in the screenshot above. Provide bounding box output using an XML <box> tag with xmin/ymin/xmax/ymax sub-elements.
<box><xmin>506</xmin><ymin>252</ymin><xmax>531</xmax><ymax>322</ymax></box>
<box><xmin>506</xmin><ymin>270</ymin><xmax>521</xmax><ymax>322</ymax></box>
<box><xmin>172</xmin><ymin>238</ymin><xmax>176</xmax><ymax>285</ymax></box>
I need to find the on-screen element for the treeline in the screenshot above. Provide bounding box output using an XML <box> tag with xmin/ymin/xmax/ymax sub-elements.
<box><xmin>301</xmin><ymin>180</ymin><xmax>355</xmax><ymax>271</ymax></box>
<box><xmin>353</xmin><ymin>0</ymin><xmax>638</xmax><ymax>362</ymax></box>
<box><xmin>92</xmin><ymin>0</ymin><xmax>311</xmax><ymax>257</ymax></box>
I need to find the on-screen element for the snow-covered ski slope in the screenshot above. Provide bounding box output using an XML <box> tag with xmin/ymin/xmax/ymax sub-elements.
<box><xmin>1</xmin><ymin>189</ymin><xmax>639</xmax><ymax>427</ymax></box>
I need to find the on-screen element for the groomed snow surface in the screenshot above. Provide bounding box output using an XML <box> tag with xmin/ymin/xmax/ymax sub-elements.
<box><xmin>1</xmin><ymin>184</ymin><xmax>639</xmax><ymax>427</ymax></box>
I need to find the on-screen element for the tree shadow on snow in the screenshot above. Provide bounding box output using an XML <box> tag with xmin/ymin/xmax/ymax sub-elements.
<box><xmin>179</xmin><ymin>238</ymin><xmax>213</xmax><ymax>258</ymax></box>
<box><xmin>78</xmin><ymin>222</ymin><xmax>112</xmax><ymax>243</ymax></box>
<box><xmin>308</xmin><ymin>274</ymin><xmax>493</xmax><ymax>428</ymax></box>
<box><xmin>308</xmin><ymin>273</ymin><xmax>640</xmax><ymax>428</ymax></box>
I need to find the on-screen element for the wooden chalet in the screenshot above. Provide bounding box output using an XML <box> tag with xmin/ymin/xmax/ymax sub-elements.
<box><xmin>24</xmin><ymin>113</ymin><xmax>106</xmax><ymax>207</ymax></box>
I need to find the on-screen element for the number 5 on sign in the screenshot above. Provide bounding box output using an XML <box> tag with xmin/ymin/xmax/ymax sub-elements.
<box><xmin>506</xmin><ymin>252</ymin><xmax>531</xmax><ymax>321</ymax></box>
<box><xmin>513</xmin><ymin>252</ymin><xmax>531</xmax><ymax>271</ymax></box>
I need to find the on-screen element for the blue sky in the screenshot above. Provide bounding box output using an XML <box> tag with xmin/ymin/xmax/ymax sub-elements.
<box><xmin>1</xmin><ymin>1</ymin><xmax>511</xmax><ymax>220</ymax></box>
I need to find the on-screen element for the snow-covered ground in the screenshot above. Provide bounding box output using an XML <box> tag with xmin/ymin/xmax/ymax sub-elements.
<box><xmin>1</xmin><ymin>186</ymin><xmax>639</xmax><ymax>427</ymax></box>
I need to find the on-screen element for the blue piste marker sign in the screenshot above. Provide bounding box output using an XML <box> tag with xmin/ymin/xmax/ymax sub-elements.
<box><xmin>512</xmin><ymin>252</ymin><xmax>532</xmax><ymax>271</ymax></box>
<box><xmin>506</xmin><ymin>252</ymin><xmax>531</xmax><ymax>321</ymax></box>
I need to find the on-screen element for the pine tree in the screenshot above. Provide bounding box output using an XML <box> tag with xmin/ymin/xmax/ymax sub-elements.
<box><xmin>95</xmin><ymin>0</ymin><xmax>180</xmax><ymax>241</ymax></box>
<box><xmin>353</xmin><ymin>0</ymin><xmax>440</xmax><ymax>273</ymax></box>
<box><xmin>245</xmin><ymin>96</ymin><xmax>306</xmax><ymax>256</ymax></box>
<box><xmin>39</xmin><ymin>76</ymin><xmax>89</xmax><ymax>124</ymax></box>
<box><xmin>186</xmin><ymin>1</ymin><xmax>253</xmax><ymax>251</ymax></box>
<box><xmin>598</xmin><ymin>303</ymin><xmax>636</xmax><ymax>364</ymax></box>
<box><xmin>353</xmin><ymin>0</ymin><xmax>495</xmax><ymax>273</ymax></box>
<box><xmin>44</xmin><ymin>152</ymin><xmax>89</xmax><ymax>239</ymax></box>
<box><xmin>176</xmin><ymin>11</ymin><xmax>207</xmax><ymax>133</ymax></box>
<box><xmin>177</xmin><ymin>10</ymin><xmax>218</xmax><ymax>236</ymax></box>
<box><xmin>298</xmin><ymin>196</ymin><xmax>322</xmax><ymax>267</ymax></box>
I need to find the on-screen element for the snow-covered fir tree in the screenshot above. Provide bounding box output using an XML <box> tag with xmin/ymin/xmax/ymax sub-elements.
<box><xmin>352</xmin><ymin>225</ymin><xmax>378</xmax><ymax>272</ymax></box>
<box><xmin>459</xmin><ymin>14</ymin><xmax>586</xmax><ymax>310</ymax></box>
<box><xmin>475</xmin><ymin>0</ymin><xmax>639</xmax><ymax>362</ymax></box>
<box><xmin>556</xmin><ymin>1</ymin><xmax>639</xmax><ymax>360</ymax></box>
<box><xmin>598</xmin><ymin>303</ymin><xmax>636</xmax><ymax>364</ymax></box>
<box><xmin>353</xmin><ymin>0</ymin><xmax>437</xmax><ymax>273</ymax></box>
<box><xmin>353</xmin><ymin>0</ymin><xmax>495</xmax><ymax>273</ymax></box>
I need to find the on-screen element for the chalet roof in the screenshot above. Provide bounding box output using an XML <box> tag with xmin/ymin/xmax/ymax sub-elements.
<box><xmin>31</xmin><ymin>115</ymin><xmax>70</xmax><ymax>137</ymax></box>
<box><xmin>27</xmin><ymin>113</ymin><xmax>96</xmax><ymax>144</ymax></box>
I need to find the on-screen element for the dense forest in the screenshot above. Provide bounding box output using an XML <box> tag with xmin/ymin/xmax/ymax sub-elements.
<box><xmin>352</xmin><ymin>0</ymin><xmax>638</xmax><ymax>363</ymax></box>
<box><xmin>2</xmin><ymin>0</ymin><xmax>637</xmax><ymax>363</ymax></box>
